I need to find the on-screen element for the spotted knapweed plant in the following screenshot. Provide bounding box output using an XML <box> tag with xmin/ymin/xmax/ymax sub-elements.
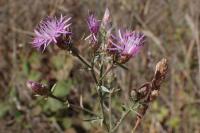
<box><xmin>27</xmin><ymin>9</ymin><xmax>168</xmax><ymax>133</ymax></box>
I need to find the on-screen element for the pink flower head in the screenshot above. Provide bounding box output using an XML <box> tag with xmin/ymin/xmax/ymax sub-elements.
<box><xmin>26</xmin><ymin>80</ymin><xmax>49</xmax><ymax>96</ymax></box>
<box><xmin>108</xmin><ymin>29</ymin><xmax>146</xmax><ymax>63</ymax></box>
<box><xmin>86</xmin><ymin>13</ymin><xmax>101</xmax><ymax>43</ymax></box>
<box><xmin>32</xmin><ymin>15</ymin><xmax>72</xmax><ymax>51</ymax></box>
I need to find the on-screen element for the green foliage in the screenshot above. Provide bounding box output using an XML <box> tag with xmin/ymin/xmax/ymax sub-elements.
<box><xmin>43</xmin><ymin>98</ymin><xmax>63</xmax><ymax>112</ymax></box>
<box><xmin>167</xmin><ymin>116</ymin><xmax>181</xmax><ymax>129</ymax></box>
<box><xmin>52</xmin><ymin>52</ymin><xmax>66</xmax><ymax>69</ymax></box>
<box><xmin>152</xmin><ymin>102</ymin><xmax>169</xmax><ymax>122</ymax></box>
<box><xmin>62</xmin><ymin>118</ymin><xmax>72</xmax><ymax>129</ymax></box>
<box><xmin>52</xmin><ymin>80</ymin><xmax>72</xmax><ymax>97</ymax></box>
<box><xmin>15</xmin><ymin>111</ymin><xmax>23</xmax><ymax>122</ymax></box>
<box><xmin>28</xmin><ymin>71</ymin><xmax>42</xmax><ymax>81</ymax></box>
<box><xmin>23</xmin><ymin>61</ymin><xmax>30</xmax><ymax>75</ymax></box>
<box><xmin>0</xmin><ymin>103</ymin><xmax>10</xmax><ymax>118</ymax></box>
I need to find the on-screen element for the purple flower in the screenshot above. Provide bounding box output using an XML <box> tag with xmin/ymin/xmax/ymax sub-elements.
<box><xmin>86</xmin><ymin>14</ymin><xmax>101</xmax><ymax>42</ymax></box>
<box><xmin>108</xmin><ymin>30</ymin><xmax>146</xmax><ymax>62</ymax></box>
<box><xmin>32</xmin><ymin>15</ymin><xmax>72</xmax><ymax>51</ymax></box>
<box><xmin>26</xmin><ymin>80</ymin><xmax>49</xmax><ymax>96</ymax></box>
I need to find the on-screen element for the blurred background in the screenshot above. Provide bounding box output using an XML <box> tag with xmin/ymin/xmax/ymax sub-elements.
<box><xmin>0</xmin><ymin>0</ymin><xmax>200</xmax><ymax>133</ymax></box>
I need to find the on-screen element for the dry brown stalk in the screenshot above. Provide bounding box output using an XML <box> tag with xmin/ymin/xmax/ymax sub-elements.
<box><xmin>131</xmin><ymin>58</ymin><xmax>168</xmax><ymax>133</ymax></box>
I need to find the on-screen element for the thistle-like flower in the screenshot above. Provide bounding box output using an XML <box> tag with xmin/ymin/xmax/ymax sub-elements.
<box><xmin>32</xmin><ymin>15</ymin><xmax>72</xmax><ymax>51</ymax></box>
<box><xmin>26</xmin><ymin>80</ymin><xmax>49</xmax><ymax>96</ymax></box>
<box><xmin>86</xmin><ymin>13</ymin><xmax>101</xmax><ymax>45</ymax></box>
<box><xmin>108</xmin><ymin>30</ymin><xmax>146</xmax><ymax>63</ymax></box>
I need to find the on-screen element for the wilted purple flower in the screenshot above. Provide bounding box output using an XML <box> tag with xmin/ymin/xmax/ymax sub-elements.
<box><xmin>32</xmin><ymin>15</ymin><xmax>72</xmax><ymax>51</ymax></box>
<box><xmin>108</xmin><ymin>30</ymin><xmax>146</xmax><ymax>63</ymax></box>
<box><xmin>86</xmin><ymin>13</ymin><xmax>101</xmax><ymax>43</ymax></box>
<box><xmin>27</xmin><ymin>80</ymin><xmax>49</xmax><ymax>96</ymax></box>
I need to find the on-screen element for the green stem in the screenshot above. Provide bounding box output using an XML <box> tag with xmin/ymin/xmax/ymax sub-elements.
<box><xmin>91</xmin><ymin>68</ymin><xmax>98</xmax><ymax>84</ymax></box>
<box><xmin>99</xmin><ymin>64</ymin><xmax>115</xmax><ymax>81</ymax></box>
<box><xmin>91</xmin><ymin>54</ymin><xmax>98</xmax><ymax>84</ymax></box>
<box><xmin>115</xmin><ymin>61</ymin><xmax>129</xmax><ymax>71</ymax></box>
<box><xmin>111</xmin><ymin>109</ymin><xmax>131</xmax><ymax>133</ymax></box>
<box><xmin>98</xmin><ymin>87</ymin><xmax>109</xmax><ymax>131</ymax></box>
<box><xmin>109</xmin><ymin>91</ymin><xmax>112</xmax><ymax>132</ymax></box>
<box><xmin>75</xmin><ymin>54</ymin><xmax>92</xmax><ymax>69</ymax></box>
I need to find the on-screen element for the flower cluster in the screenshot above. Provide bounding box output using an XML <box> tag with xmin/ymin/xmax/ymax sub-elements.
<box><xmin>32</xmin><ymin>9</ymin><xmax>146</xmax><ymax>63</ymax></box>
<box><xmin>28</xmin><ymin>9</ymin><xmax>153</xmax><ymax>133</ymax></box>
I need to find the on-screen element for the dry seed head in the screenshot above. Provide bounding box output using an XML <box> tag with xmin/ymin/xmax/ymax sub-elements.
<box><xmin>155</xmin><ymin>58</ymin><xmax>168</xmax><ymax>77</ymax></box>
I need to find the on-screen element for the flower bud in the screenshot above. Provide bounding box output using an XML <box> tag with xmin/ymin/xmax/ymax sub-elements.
<box><xmin>102</xmin><ymin>8</ymin><xmax>111</xmax><ymax>30</ymax></box>
<box><xmin>26</xmin><ymin>80</ymin><xmax>50</xmax><ymax>96</ymax></box>
<box><xmin>85</xmin><ymin>13</ymin><xmax>101</xmax><ymax>50</ymax></box>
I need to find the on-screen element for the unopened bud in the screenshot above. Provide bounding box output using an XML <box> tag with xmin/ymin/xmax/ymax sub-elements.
<box><xmin>102</xmin><ymin>8</ymin><xmax>111</xmax><ymax>29</ymax></box>
<box><xmin>26</xmin><ymin>80</ymin><xmax>50</xmax><ymax>96</ymax></box>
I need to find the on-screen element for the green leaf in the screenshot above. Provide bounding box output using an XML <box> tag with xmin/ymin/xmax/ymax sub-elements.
<box><xmin>28</xmin><ymin>71</ymin><xmax>41</xmax><ymax>81</ymax></box>
<box><xmin>62</xmin><ymin>118</ymin><xmax>72</xmax><ymax>129</ymax></box>
<box><xmin>52</xmin><ymin>80</ymin><xmax>72</xmax><ymax>97</ymax></box>
<box><xmin>100</xmin><ymin>86</ymin><xmax>110</xmax><ymax>93</ymax></box>
<box><xmin>23</xmin><ymin>61</ymin><xmax>30</xmax><ymax>75</ymax></box>
<box><xmin>51</xmin><ymin>53</ymin><xmax>65</xmax><ymax>69</ymax></box>
<box><xmin>15</xmin><ymin>111</ymin><xmax>23</xmax><ymax>122</ymax></box>
<box><xmin>43</xmin><ymin>97</ymin><xmax>63</xmax><ymax>112</ymax></box>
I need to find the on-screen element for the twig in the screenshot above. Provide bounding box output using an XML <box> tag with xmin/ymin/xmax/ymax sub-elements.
<box><xmin>49</xmin><ymin>94</ymin><xmax>100</xmax><ymax>117</ymax></box>
<box><xmin>111</xmin><ymin>109</ymin><xmax>131</xmax><ymax>133</ymax></box>
<box><xmin>75</xmin><ymin>54</ymin><xmax>92</xmax><ymax>69</ymax></box>
<box><xmin>132</xmin><ymin>117</ymin><xmax>141</xmax><ymax>133</ymax></box>
<box><xmin>91</xmin><ymin>54</ymin><xmax>98</xmax><ymax>84</ymax></box>
<box><xmin>99</xmin><ymin>64</ymin><xmax>115</xmax><ymax>81</ymax></box>
<box><xmin>114</xmin><ymin>61</ymin><xmax>129</xmax><ymax>71</ymax></box>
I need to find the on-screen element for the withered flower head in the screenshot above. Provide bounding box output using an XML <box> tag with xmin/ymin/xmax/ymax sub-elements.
<box><xmin>155</xmin><ymin>58</ymin><xmax>168</xmax><ymax>79</ymax></box>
